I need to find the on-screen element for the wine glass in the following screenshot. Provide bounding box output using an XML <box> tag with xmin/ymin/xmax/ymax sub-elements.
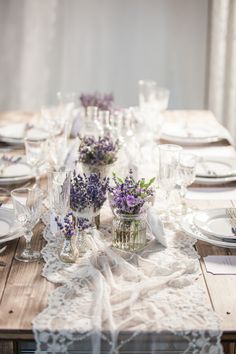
<box><xmin>11</xmin><ymin>187</ymin><xmax>44</xmax><ymax>262</ymax></box>
<box><xmin>176</xmin><ymin>152</ymin><xmax>197</xmax><ymax>215</ymax></box>
<box><xmin>158</xmin><ymin>144</ymin><xmax>182</xmax><ymax>222</ymax></box>
<box><xmin>138</xmin><ymin>80</ymin><xmax>170</xmax><ymax>111</ymax></box>
<box><xmin>48</xmin><ymin>169</ymin><xmax>71</xmax><ymax>219</ymax></box>
<box><xmin>47</xmin><ymin>128</ymin><xmax>68</xmax><ymax>171</ymax></box>
<box><xmin>24</xmin><ymin>137</ymin><xmax>47</xmax><ymax>187</ymax></box>
<box><xmin>40</xmin><ymin>106</ymin><xmax>64</xmax><ymax>136</ymax></box>
<box><xmin>139</xmin><ymin>80</ymin><xmax>169</xmax><ymax>145</ymax></box>
<box><xmin>57</xmin><ymin>92</ymin><xmax>78</xmax><ymax>137</ymax></box>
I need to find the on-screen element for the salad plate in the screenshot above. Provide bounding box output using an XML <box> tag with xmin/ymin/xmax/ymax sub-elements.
<box><xmin>180</xmin><ymin>213</ymin><xmax>236</xmax><ymax>248</ymax></box>
<box><xmin>194</xmin><ymin>208</ymin><xmax>236</xmax><ymax>240</ymax></box>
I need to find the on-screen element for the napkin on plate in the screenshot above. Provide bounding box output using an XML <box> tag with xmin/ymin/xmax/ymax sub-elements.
<box><xmin>147</xmin><ymin>207</ymin><xmax>167</xmax><ymax>247</ymax></box>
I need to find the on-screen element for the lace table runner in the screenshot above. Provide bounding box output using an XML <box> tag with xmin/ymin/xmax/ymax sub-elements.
<box><xmin>32</xmin><ymin>209</ymin><xmax>223</xmax><ymax>354</ymax></box>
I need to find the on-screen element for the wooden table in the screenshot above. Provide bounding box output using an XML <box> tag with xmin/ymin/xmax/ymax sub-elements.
<box><xmin>0</xmin><ymin>111</ymin><xmax>236</xmax><ymax>354</ymax></box>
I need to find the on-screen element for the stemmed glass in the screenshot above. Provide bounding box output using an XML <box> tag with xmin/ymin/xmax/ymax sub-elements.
<box><xmin>11</xmin><ymin>188</ymin><xmax>44</xmax><ymax>262</ymax></box>
<box><xmin>24</xmin><ymin>137</ymin><xmax>47</xmax><ymax>187</ymax></box>
<box><xmin>158</xmin><ymin>144</ymin><xmax>182</xmax><ymax>222</ymax></box>
<box><xmin>176</xmin><ymin>152</ymin><xmax>197</xmax><ymax>215</ymax></box>
<box><xmin>48</xmin><ymin>169</ymin><xmax>71</xmax><ymax>225</ymax></box>
<box><xmin>40</xmin><ymin>106</ymin><xmax>64</xmax><ymax>137</ymax></box>
<box><xmin>139</xmin><ymin>80</ymin><xmax>170</xmax><ymax>149</ymax></box>
<box><xmin>138</xmin><ymin>80</ymin><xmax>170</xmax><ymax>111</ymax></box>
<box><xmin>47</xmin><ymin>128</ymin><xmax>68</xmax><ymax>171</ymax></box>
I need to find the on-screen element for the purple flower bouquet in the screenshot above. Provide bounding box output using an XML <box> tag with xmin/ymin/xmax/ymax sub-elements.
<box><xmin>79</xmin><ymin>135</ymin><xmax>119</xmax><ymax>178</ymax></box>
<box><xmin>80</xmin><ymin>92</ymin><xmax>114</xmax><ymax>111</ymax></box>
<box><xmin>55</xmin><ymin>212</ymin><xmax>77</xmax><ymax>263</ymax></box>
<box><xmin>109</xmin><ymin>170</ymin><xmax>155</xmax><ymax>251</ymax></box>
<box><xmin>70</xmin><ymin>172</ymin><xmax>109</xmax><ymax>228</ymax></box>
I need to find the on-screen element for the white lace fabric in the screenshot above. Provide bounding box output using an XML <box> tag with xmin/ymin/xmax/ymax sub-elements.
<box><xmin>32</xmin><ymin>210</ymin><xmax>223</xmax><ymax>354</ymax></box>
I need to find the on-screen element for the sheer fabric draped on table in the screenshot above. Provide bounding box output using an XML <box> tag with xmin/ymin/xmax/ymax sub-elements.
<box><xmin>32</xmin><ymin>209</ymin><xmax>222</xmax><ymax>354</ymax></box>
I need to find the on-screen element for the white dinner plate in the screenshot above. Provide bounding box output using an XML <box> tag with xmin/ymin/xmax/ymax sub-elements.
<box><xmin>0</xmin><ymin>123</ymin><xmax>49</xmax><ymax>145</ymax></box>
<box><xmin>195</xmin><ymin>175</ymin><xmax>236</xmax><ymax>185</ymax></box>
<box><xmin>196</xmin><ymin>157</ymin><xmax>236</xmax><ymax>178</ymax></box>
<box><xmin>180</xmin><ymin>213</ymin><xmax>236</xmax><ymax>248</ymax></box>
<box><xmin>0</xmin><ymin>208</ymin><xmax>22</xmax><ymax>243</ymax></box>
<box><xmin>194</xmin><ymin>208</ymin><xmax>236</xmax><ymax>240</ymax></box>
<box><xmin>161</xmin><ymin>125</ymin><xmax>222</xmax><ymax>145</ymax></box>
<box><xmin>0</xmin><ymin>161</ymin><xmax>34</xmax><ymax>185</ymax></box>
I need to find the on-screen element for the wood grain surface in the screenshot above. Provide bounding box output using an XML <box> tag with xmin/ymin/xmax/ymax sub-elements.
<box><xmin>0</xmin><ymin>110</ymin><xmax>236</xmax><ymax>350</ymax></box>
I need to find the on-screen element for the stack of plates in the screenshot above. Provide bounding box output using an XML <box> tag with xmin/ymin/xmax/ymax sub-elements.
<box><xmin>181</xmin><ymin>208</ymin><xmax>236</xmax><ymax>248</ymax></box>
<box><xmin>0</xmin><ymin>208</ymin><xmax>22</xmax><ymax>244</ymax></box>
<box><xmin>0</xmin><ymin>159</ymin><xmax>34</xmax><ymax>185</ymax></box>
<box><xmin>195</xmin><ymin>157</ymin><xmax>236</xmax><ymax>185</ymax></box>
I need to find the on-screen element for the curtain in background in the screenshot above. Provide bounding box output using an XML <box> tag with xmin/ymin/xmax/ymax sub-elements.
<box><xmin>207</xmin><ymin>0</ymin><xmax>236</xmax><ymax>140</ymax></box>
<box><xmin>0</xmin><ymin>0</ymin><xmax>207</xmax><ymax>111</ymax></box>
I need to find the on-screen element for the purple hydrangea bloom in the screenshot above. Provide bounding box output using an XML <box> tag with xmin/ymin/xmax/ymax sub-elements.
<box><xmin>70</xmin><ymin>172</ymin><xmax>109</xmax><ymax>212</ymax></box>
<box><xmin>109</xmin><ymin>170</ymin><xmax>155</xmax><ymax>215</ymax></box>
<box><xmin>79</xmin><ymin>135</ymin><xmax>119</xmax><ymax>166</ymax></box>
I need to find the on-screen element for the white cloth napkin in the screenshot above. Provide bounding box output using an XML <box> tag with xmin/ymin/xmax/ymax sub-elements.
<box><xmin>147</xmin><ymin>207</ymin><xmax>167</xmax><ymax>247</ymax></box>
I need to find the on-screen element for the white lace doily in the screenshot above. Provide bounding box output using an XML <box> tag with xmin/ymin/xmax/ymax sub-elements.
<box><xmin>32</xmin><ymin>209</ymin><xmax>223</xmax><ymax>354</ymax></box>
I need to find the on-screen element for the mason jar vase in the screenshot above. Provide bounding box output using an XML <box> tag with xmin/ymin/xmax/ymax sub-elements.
<box><xmin>112</xmin><ymin>213</ymin><xmax>147</xmax><ymax>252</ymax></box>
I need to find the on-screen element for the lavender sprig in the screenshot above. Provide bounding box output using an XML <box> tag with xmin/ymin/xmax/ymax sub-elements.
<box><xmin>70</xmin><ymin>172</ymin><xmax>109</xmax><ymax>212</ymax></box>
<box><xmin>109</xmin><ymin>170</ymin><xmax>155</xmax><ymax>215</ymax></box>
<box><xmin>79</xmin><ymin>135</ymin><xmax>119</xmax><ymax>166</ymax></box>
<box><xmin>55</xmin><ymin>212</ymin><xmax>75</xmax><ymax>238</ymax></box>
<box><xmin>78</xmin><ymin>217</ymin><xmax>91</xmax><ymax>231</ymax></box>
<box><xmin>80</xmin><ymin>92</ymin><xmax>114</xmax><ymax>111</ymax></box>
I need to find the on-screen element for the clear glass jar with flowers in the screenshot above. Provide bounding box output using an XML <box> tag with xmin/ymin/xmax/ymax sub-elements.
<box><xmin>55</xmin><ymin>212</ymin><xmax>77</xmax><ymax>263</ymax></box>
<box><xmin>78</xmin><ymin>135</ymin><xmax>119</xmax><ymax>179</ymax></box>
<box><xmin>80</xmin><ymin>92</ymin><xmax>114</xmax><ymax>113</ymax></box>
<box><xmin>70</xmin><ymin>172</ymin><xmax>109</xmax><ymax>230</ymax></box>
<box><xmin>109</xmin><ymin>171</ymin><xmax>155</xmax><ymax>252</ymax></box>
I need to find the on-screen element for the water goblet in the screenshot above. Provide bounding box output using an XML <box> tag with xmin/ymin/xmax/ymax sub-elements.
<box><xmin>24</xmin><ymin>137</ymin><xmax>47</xmax><ymax>187</ymax></box>
<box><xmin>40</xmin><ymin>106</ymin><xmax>64</xmax><ymax>136</ymax></box>
<box><xmin>138</xmin><ymin>80</ymin><xmax>170</xmax><ymax>111</ymax></box>
<box><xmin>176</xmin><ymin>152</ymin><xmax>197</xmax><ymax>215</ymax></box>
<box><xmin>11</xmin><ymin>187</ymin><xmax>44</xmax><ymax>262</ymax></box>
<box><xmin>47</xmin><ymin>130</ymin><xmax>68</xmax><ymax>171</ymax></box>
<box><xmin>158</xmin><ymin>144</ymin><xmax>182</xmax><ymax>222</ymax></box>
<box><xmin>48</xmin><ymin>169</ymin><xmax>71</xmax><ymax>220</ymax></box>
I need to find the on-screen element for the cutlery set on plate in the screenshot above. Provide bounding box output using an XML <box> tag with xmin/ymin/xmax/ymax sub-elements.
<box><xmin>195</xmin><ymin>157</ymin><xmax>236</xmax><ymax>185</ymax></box>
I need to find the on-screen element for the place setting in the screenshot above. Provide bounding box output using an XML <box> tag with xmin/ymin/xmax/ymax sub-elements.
<box><xmin>180</xmin><ymin>204</ymin><xmax>236</xmax><ymax>249</ymax></box>
<box><xmin>195</xmin><ymin>156</ymin><xmax>236</xmax><ymax>185</ymax></box>
<box><xmin>160</xmin><ymin>119</ymin><xmax>230</xmax><ymax>146</ymax></box>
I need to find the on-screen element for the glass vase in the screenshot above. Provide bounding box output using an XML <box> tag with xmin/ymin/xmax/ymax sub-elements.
<box><xmin>59</xmin><ymin>235</ymin><xmax>77</xmax><ymax>263</ymax></box>
<box><xmin>75</xmin><ymin>206</ymin><xmax>101</xmax><ymax>230</ymax></box>
<box><xmin>81</xmin><ymin>162</ymin><xmax>114</xmax><ymax>179</ymax></box>
<box><xmin>77</xmin><ymin>230</ymin><xmax>89</xmax><ymax>255</ymax></box>
<box><xmin>112</xmin><ymin>213</ymin><xmax>147</xmax><ymax>252</ymax></box>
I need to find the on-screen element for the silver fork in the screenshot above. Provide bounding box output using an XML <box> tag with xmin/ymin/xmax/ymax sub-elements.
<box><xmin>226</xmin><ymin>201</ymin><xmax>236</xmax><ymax>235</ymax></box>
<box><xmin>0</xmin><ymin>245</ymin><xmax>7</xmax><ymax>267</ymax></box>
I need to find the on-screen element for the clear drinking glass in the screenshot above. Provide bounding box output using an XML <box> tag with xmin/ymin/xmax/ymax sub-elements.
<box><xmin>11</xmin><ymin>187</ymin><xmax>44</xmax><ymax>262</ymax></box>
<box><xmin>138</xmin><ymin>80</ymin><xmax>170</xmax><ymax>144</ymax></box>
<box><xmin>40</xmin><ymin>106</ymin><xmax>64</xmax><ymax>136</ymax></box>
<box><xmin>47</xmin><ymin>131</ymin><xmax>68</xmax><ymax>171</ymax></box>
<box><xmin>138</xmin><ymin>80</ymin><xmax>170</xmax><ymax>111</ymax></box>
<box><xmin>158</xmin><ymin>144</ymin><xmax>182</xmax><ymax>222</ymax></box>
<box><xmin>48</xmin><ymin>169</ymin><xmax>71</xmax><ymax>218</ymax></box>
<box><xmin>176</xmin><ymin>152</ymin><xmax>197</xmax><ymax>214</ymax></box>
<box><xmin>24</xmin><ymin>137</ymin><xmax>47</xmax><ymax>187</ymax></box>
